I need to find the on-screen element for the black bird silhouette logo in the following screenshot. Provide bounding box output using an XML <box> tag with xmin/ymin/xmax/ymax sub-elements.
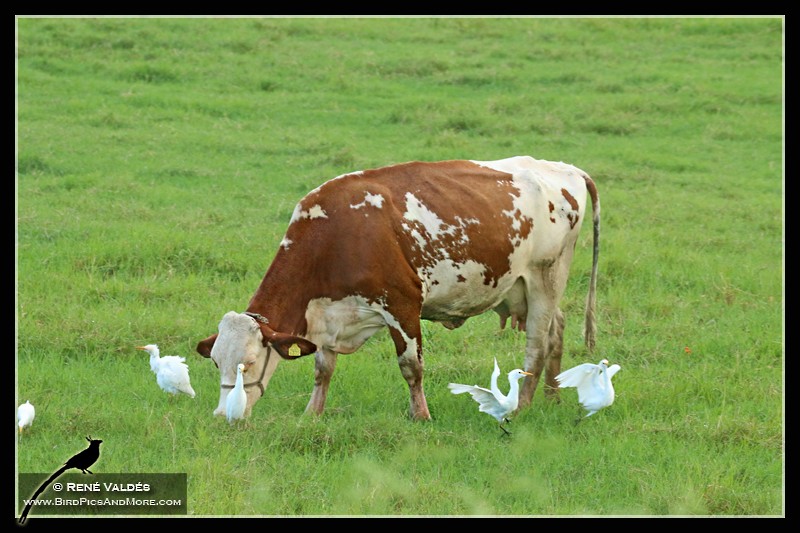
<box><xmin>18</xmin><ymin>436</ymin><xmax>103</xmax><ymax>524</ymax></box>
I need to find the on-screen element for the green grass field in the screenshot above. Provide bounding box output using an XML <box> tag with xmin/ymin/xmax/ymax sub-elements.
<box><xmin>16</xmin><ymin>16</ymin><xmax>784</xmax><ymax>517</ymax></box>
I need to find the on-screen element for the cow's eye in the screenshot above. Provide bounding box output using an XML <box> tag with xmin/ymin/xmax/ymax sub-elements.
<box><xmin>243</xmin><ymin>360</ymin><xmax>256</xmax><ymax>372</ymax></box>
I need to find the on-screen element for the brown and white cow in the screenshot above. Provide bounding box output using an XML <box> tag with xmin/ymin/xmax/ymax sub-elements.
<box><xmin>196</xmin><ymin>156</ymin><xmax>600</xmax><ymax>421</ymax></box>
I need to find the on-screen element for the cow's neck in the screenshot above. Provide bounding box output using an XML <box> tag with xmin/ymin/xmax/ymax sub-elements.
<box><xmin>245</xmin><ymin>251</ymin><xmax>310</xmax><ymax>337</ymax></box>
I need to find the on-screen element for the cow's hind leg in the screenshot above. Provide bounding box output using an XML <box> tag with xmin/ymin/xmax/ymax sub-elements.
<box><xmin>519</xmin><ymin>248</ymin><xmax>575</xmax><ymax>408</ymax></box>
<box><xmin>544</xmin><ymin>307</ymin><xmax>565</xmax><ymax>401</ymax></box>
<box><xmin>305</xmin><ymin>347</ymin><xmax>338</xmax><ymax>415</ymax></box>
<box><xmin>518</xmin><ymin>269</ymin><xmax>562</xmax><ymax>408</ymax></box>
<box><xmin>388</xmin><ymin>322</ymin><xmax>430</xmax><ymax>421</ymax></box>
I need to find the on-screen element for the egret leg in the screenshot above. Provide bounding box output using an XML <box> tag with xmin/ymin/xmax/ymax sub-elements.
<box><xmin>499</xmin><ymin>421</ymin><xmax>512</xmax><ymax>436</ymax></box>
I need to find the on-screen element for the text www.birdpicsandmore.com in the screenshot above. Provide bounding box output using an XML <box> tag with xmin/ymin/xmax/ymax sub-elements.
<box><xmin>18</xmin><ymin>472</ymin><xmax>187</xmax><ymax>521</ymax></box>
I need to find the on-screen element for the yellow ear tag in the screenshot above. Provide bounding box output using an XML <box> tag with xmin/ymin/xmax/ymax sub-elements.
<box><xmin>288</xmin><ymin>343</ymin><xmax>301</xmax><ymax>357</ymax></box>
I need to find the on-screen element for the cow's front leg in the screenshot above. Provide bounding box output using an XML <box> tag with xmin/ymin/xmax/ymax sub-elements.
<box><xmin>305</xmin><ymin>347</ymin><xmax>337</xmax><ymax>415</ymax></box>
<box><xmin>388</xmin><ymin>323</ymin><xmax>430</xmax><ymax>421</ymax></box>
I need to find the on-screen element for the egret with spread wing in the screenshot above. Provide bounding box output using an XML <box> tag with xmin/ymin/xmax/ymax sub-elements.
<box><xmin>555</xmin><ymin>359</ymin><xmax>620</xmax><ymax>421</ymax></box>
<box><xmin>136</xmin><ymin>344</ymin><xmax>196</xmax><ymax>398</ymax></box>
<box><xmin>448</xmin><ymin>358</ymin><xmax>533</xmax><ymax>435</ymax></box>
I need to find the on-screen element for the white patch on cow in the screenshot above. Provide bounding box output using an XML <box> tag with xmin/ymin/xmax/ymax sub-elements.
<box><xmin>333</xmin><ymin>169</ymin><xmax>365</xmax><ymax>181</ymax></box>
<box><xmin>289</xmin><ymin>203</ymin><xmax>328</xmax><ymax>225</ymax></box>
<box><xmin>350</xmin><ymin>192</ymin><xmax>385</xmax><ymax>210</ymax></box>
<box><xmin>410</xmin><ymin>229</ymin><xmax>426</xmax><ymax>249</ymax></box>
<box><xmin>421</xmin><ymin>259</ymin><xmax>488</xmax><ymax>307</ymax></box>
<box><xmin>403</xmin><ymin>193</ymin><xmax>448</xmax><ymax>240</ymax></box>
<box><xmin>402</xmin><ymin>197</ymin><xmax>479</xmax><ymax>252</ymax></box>
<box><xmin>307</xmin><ymin>205</ymin><xmax>327</xmax><ymax>218</ymax></box>
<box><xmin>418</xmin><ymin>257</ymin><xmax>525</xmax><ymax>325</ymax></box>
<box><xmin>471</xmin><ymin>155</ymin><xmax>579</xmax><ymax>177</ymax></box>
<box><xmin>382</xmin><ymin>310</ymin><xmax>418</xmax><ymax>361</ymax></box>
<box><xmin>280</xmin><ymin>237</ymin><xmax>293</xmax><ymax>250</ymax></box>
<box><xmin>308</xmin><ymin>170</ymin><xmax>365</xmax><ymax>196</ymax></box>
<box><xmin>304</xmin><ymin>295</ymin><xmax>390</xmax><ymax>354</ymax></box>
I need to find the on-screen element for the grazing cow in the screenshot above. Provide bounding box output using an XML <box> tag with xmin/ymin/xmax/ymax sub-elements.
<box><xmin>196</xmin><ymin>156</ymin><xmax>600</xmax><ymax>420</ymax></box>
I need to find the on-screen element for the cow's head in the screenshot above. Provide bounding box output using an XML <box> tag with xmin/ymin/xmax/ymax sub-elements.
<box><xmin>196</xmin><ymin>311</ymin><xmax>317</xmax><ymax>418</ymax></box>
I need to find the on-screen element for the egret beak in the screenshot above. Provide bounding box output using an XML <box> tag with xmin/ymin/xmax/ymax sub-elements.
<box><xmin>521</xmin><ymin>371</ymin><xmax>533</xmax><ymax>376</ymax></box>
<box><xmin>136</xmin><ymin>346</ymin><xmax>147</xmax><ymax>351</ymax></box>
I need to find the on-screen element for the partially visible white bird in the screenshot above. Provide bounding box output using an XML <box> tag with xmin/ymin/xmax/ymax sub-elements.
<box><xmin>17</xmin><ymin>400</ymin><xmax>35</xmax><ymax>434</ymax></box>
<box><xmin>226</xmin><ymin>363</ymin><xmax>247</xmax><ymax>424</ymax></box>
<box><xmin>448</xmin><ymin>358</ymin><xmax>533</xmax><ymax>435</ymax></box>
<box><xmin>136</xmin><ymin>344</ymin><xmax>196</xmax><ymax>398</ymax></box>
<box><xmin>555</xmin><ymin>359</ymin><xmax>620</xmax><ymax>421</ymax></box>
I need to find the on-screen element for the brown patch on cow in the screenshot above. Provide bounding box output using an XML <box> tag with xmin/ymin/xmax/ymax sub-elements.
<box><xmin>567</xmin><ymin>212</ymin><xmax>579</xmax><ymax>229</ymax></box>
<box><xmin>548</xmin><ymin>201</ymin><xmax>555</xmax><ymax>213</ymax></box>
<box><xmin>456</xmin><ymin>274</ymin><xmax>466</xmax><ymax>283</ymax></box>
<box><xmin>561</xmin><ymin>188</ymin><xmax>579</xmax><ymax>211</ymax></box>
<box><xmin>561</xmin><ymin>188</ymin><xmax>580</xmax><ymax>229</ymax></box>
<box><xmin>507</xmin><ymin>209</ymin><xmax>534</xmax><ymax>243</ymax></box>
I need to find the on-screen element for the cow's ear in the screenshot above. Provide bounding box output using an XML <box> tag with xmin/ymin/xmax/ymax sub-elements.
<box><xmin>196</xmin><ymin>334</ymin><xmax>218</xmax><ymax>358</ymax></box>
<box><xmin>262</xmin><ymin>330</ymin><xmax>317</xmax><ymax>360</ymax></box>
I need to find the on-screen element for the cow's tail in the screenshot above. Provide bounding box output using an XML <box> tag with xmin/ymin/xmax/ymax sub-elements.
<box><xmin>582</xmin><ymin>174</ymin><xmax>600</xmax><ymax>352</ymax></box>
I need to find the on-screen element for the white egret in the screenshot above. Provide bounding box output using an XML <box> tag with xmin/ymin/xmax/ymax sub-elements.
<box><xmin>226</xmin><ymin>363</ymin><xmax>247</xmax><ymax>424</ymax></box>
<box><xmin>555</xmin><ymin>358</ymin><xmax>620</xmax><ymax>421</ymax></box>
<box><xmin>17</xmin><ymin>400</ymin><xmax>35</xmax><ymax>434</ymax></box>
<box><xmin>448</xmin><ymin>358</ymin><xmax>533</xmax><ymax>435</ymax></box>
<box><xmin>136</xmin><ymin>344</ymin><xmax>196</xmax><ymax>398</ymax></box>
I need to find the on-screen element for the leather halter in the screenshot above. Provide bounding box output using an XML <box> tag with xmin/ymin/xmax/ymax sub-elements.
<box><xmin>219</xmin><ymin>312</ymin><xmax>273</xmax><ymax>397</ymax></box>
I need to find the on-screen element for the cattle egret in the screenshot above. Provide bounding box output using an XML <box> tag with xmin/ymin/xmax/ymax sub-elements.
<box><xmin>136</xmin><ymin>344</ymin><xmax>196</xmax><ymax>398</ymax></box>
<box><xmin>226</xmin><ymin>363</ymin><xmax>247</xmax><ymax>424</ymax></box>
<box><xmin>555</xmin><ymin>359</ymin><xmax>620</xmax><ymax>421</ymax></box>
<box><xmin>17</xmin><ymin>400</ymin><xmax>35</xmax><ymax>434</ymax></box>
<box><xmin>448</xmin><ymin>358</ymin><xmax>533</xmax><ymax>435</ymax></box>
